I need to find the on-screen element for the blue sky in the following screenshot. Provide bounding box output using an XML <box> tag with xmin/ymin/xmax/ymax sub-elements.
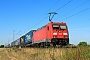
<box><xmin>0</xmin><ymin>0</ymin><xmax>90</xmax><ymax>45</ymax></box>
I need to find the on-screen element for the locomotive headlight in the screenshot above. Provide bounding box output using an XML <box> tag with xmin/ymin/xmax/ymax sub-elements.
<box><xmin>63</xmin><ymin>33</ymin><xmax>67</xmax><ymax>35</ymax></box>
<box><xmin>53</xmin><ymin>33</ymin><xmax>57</xmax><ymax>35</ymax></box>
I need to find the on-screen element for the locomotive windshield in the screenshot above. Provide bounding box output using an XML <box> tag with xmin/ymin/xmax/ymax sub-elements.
<box><xmin>53</xmin><ymin>25</ymin><xmax>59</xmax><ymax>30</ymax></box>
<box><xmin>53</xmin><ymin>25</ymin><xmax>66</xmax><ymax>30</ymax></box>
<box><xmin>60</xmin><ymin>26</ymin><xmax>66</xmax><ymax>30</ymax></box>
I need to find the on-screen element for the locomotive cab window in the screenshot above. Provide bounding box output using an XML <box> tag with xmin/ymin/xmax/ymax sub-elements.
<box><xmin>53</xmin><ymin>25</ymin><xmax>67</xmax><ymax>30</ymax></box>
<box><xmin>60</xmin><ymin>26</ymin><xmax>66</xmax><ymax>30</ymax></box>
<box><xmin>53</xmin><ymin>25</ymin><xmax>59</xmax><ymax>30</ymax></box>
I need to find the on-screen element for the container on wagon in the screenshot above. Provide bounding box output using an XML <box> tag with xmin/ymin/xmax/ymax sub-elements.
<box><xmin>24</xmin><ymin>30</ymin><xmax>36</xmax><ymax>44</ymax></box>
<box><xmin>15</xmin><ymin>38</ymin><xmax>20</xmax><ymax>46</ymax></box>
<box><xmin>11</xmin><ymin>41</ymin><xmax>15</xmax><ymax>47</ymax></box>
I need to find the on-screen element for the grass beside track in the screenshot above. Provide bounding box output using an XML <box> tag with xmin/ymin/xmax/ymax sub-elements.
<box><xmin>0</xmin><ymin>47</ymin><xmax>90</xmax><ymax>60</ymax></box>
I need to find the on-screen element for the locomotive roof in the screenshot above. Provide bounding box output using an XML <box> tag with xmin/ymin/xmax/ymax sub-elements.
<box><xmin>49</xmin><ymin>22</ymin><xmax>66</xmax><ymax>24</ymax></box>
<box><xmin>37</xmin><ymin>22</ymin><xmax>66</xmax><ymax>31</ymax></box>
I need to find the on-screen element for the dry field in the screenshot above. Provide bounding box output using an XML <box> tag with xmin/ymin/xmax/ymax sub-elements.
<box><xmin>0</xmin><ymin>47</ymin><xmax>90</xmax><ymax>60</ymax></box>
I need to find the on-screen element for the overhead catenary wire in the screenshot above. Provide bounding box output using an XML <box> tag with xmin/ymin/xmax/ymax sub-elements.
<box><xmin>23</xmin><ymin>16</ymin><xmax>48</xmax><ymax>34</ymax></box>
<box><xmin>28</xmin><ymin>16</ymin><xmax>48</xmax><ymax>30</ymax></box>
<box><xmin>53</xmin><ymin>0</ymin><xmax>74</xmax><ymax>19</ymax></box>
<box><xmin>46</xmin><ymin>0</ymin><xmax>61</xmax><ymax>13</ymax></box>
<box><xmin>55</xmin><ymin>0</ymin><xmax>73</xmax><ymax>12</ymax></box>
<box><xmin>58</xmin><ymin>0</ymin><xmax>89</xmax><ymax>19</ymax></box>
<box><xmin>60</xmin><ymin>7</ymin><xmax>90</xmax><ymax>21</ymax></box>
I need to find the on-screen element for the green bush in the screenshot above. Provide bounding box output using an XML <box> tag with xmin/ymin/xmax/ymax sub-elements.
<box><xmin>65</xmin><ymin>44</ymin><xmax>76</xmax><ymax>48</ymax></box>
<box><xmin>66</xmin><ymin>44</ymin><xmax>71</xmax><ymax>48</ymax></box>
<box><xmin>78</xmin><ymin>42</ymin><xmax>87</xmax><ymax>46</ymax></box>
<box><xmin>0</xmin><ymin>45</ymin><xmax>4</xmax><ymax>48</ymax></box>
<box><xmin>12</xmin><ymin>46</ymin><xmax>18</xmax><ymax>51</ymax></box>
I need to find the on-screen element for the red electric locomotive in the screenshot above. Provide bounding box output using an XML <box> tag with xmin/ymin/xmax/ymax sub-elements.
<box><xmin>32</xmin><ymin>22</ymin><xmax>69</xmax><ymax>47</ymax></box>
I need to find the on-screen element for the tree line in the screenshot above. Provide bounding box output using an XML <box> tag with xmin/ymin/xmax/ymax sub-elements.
<box><xmin>0</xmin><ymin>45</ymin><xmax>4</xmax><ymax>48</ymax></box>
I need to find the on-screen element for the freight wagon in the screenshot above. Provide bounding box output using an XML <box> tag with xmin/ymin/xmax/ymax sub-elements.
<box><xmin>15</xmin><ymin>38</ymin><xmax>20</xmax><ymax>47</ymax></box>
<box><xmin>12</xmin><ymin>30</ymin><xmax>36</xmax><ymax>47</ymax></box>
<box><xmin>24</xmin><ymin>30</ymin><xmax>36</xmax><ymax>47</ymax></box>
<box><xmin>11</xmin><ymin>41</ymin><xmax>16</xmax><ymax>47</ymax></box>
<box><xmin>20</xmin><ymin>35</ymin><xmax>25</xmax><ymax>47</ymax></box>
